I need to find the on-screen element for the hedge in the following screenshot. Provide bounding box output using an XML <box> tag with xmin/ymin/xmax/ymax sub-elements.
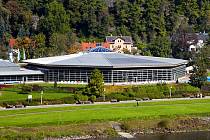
<box><xmin>106</xmin><ymin>83</ymin><xmax>200</xmax><ymax>101</ymax></box>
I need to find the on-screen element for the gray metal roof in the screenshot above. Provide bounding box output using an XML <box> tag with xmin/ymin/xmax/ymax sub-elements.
<box><xmin>0</xmin><ymin>59</ymin><xmax>43</xmax><ymax>75</ymax></box>
<box><xmin>0</xmin><ymin>59</ymin><xmax>20</xmax><ymax>71</ymax></box>
<box><xmin>0</xmin><ymin>68</ymin><xmax>44</xmax><ymax>76</ymax></box>
<box><xmin>106</xmin><ymin>36</ymin><xmax>133</xmax><ymax>43</ymax></box>
<box><xmin>24</xmin><ymin>52</ymin><xmax>188</xmax><ymax>68</ymax></box>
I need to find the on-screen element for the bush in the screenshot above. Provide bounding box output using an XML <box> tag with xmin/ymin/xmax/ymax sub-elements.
<box><xmin>201</xmin><ymin>83</ymin><xmax>210</xmax><ymax>94</ymax></box>
<box><xmin>74</xmin><ymin>94</ymin><xmax>88</xmax><ymax>101</ymax></box>
<box><xmin>157</xmin><ymin>119</ymin><xmax>170</xmax><ymax>128</ymax></box>
<box><xmin>19</xmin><ymin>84</ymin><xmax>32</xmax><ymax>94</ymax></box>
<box><xmin>108</xmin><ymin>84</ymin><xmax>200</xmax><ymax>99</ymax></box>
<box><xmin>63</xmin><ymin>96</ymin><xmax>76</xmax><ymax>104</ymax></box>
<box><xmin>174</xmin><ymin>84</ymin><xmax>200</xmax><ymax>96</ymax></box>
<box><xmin>89</xmin><ymin>95</ymin><xmax>96</xmax><ymax>103</ymax></box>
<box><xmin>31</xmin><ymin>84</ymin><xmax>43</xmax><ymax>91</ymax></box>
<box><xmin>106</xmin><ymin>92</ymin><xmax>131</xmax><ymax>101</ymax></box>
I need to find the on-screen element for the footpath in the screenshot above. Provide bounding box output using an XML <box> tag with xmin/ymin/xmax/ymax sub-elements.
<box><xmin>1</xmin><ymin>96</ymin><xmax>210</xmax><ymax>111</ymax></box>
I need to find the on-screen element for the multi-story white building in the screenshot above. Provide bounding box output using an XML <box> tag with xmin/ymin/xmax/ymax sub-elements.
<box><xmin>106</xmin><ymin>36</ymin><xmax>136</xmax><ymax>53</ymax></box>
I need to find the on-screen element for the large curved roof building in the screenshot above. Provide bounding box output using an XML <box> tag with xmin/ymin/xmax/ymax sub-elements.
<box><xmin>25</xmin><ymin>48</ymin><xmax>187</xmax><ymax>84</ymax></box>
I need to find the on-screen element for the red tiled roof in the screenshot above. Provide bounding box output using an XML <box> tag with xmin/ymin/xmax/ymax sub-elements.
<box><xmin>102</xmin><ymin>42</ymin><xmax>110</xmax><ymax>49</ymax></box>
<box><xmin>81</xmin><ymin>42</ymin><xmax>96</xmax><ymax>51</ymax></box>
<box><xmin>81</xmin><ymin>42</ymin><xmax>110</xmax><ymax>51</ymax></box>
<box><xmin>9</xmin><ymin>38</ymin><xmax>16</xmax><ymax>48</ymax></box>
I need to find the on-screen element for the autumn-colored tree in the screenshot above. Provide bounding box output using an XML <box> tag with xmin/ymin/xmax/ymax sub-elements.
<box><xmin>67</xmin><ymin>42</ymin><xmax>82</xmax><ymax>54</ymax></box>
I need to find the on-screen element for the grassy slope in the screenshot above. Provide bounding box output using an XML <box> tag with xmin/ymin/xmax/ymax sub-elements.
<box><xmin>1</xmin><ymin>99</ymin><xmax>210</xmax><ymax>127</ymax></box>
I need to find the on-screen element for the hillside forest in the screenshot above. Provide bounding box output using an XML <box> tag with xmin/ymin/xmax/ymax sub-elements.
<box><xmin>0</xmin><ymin>0</ymin><xmax>209</xmax><ymax>59</ymax></box>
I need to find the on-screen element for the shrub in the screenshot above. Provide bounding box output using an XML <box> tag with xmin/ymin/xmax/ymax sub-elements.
<box><xmin>74</xmin><ymin>94</ymin><xmax>88</xmax><ymax>101</ymax></box>
<box><xmin>54</xmin><ymin>80</ymin><xmax>57</xmax><ymax>88</ymax></box>
<box><xmin>120</xmin><ymin>122</ymin><xmax>131</xmax><ymax>131</ymax></box>
<box><xmin>31</xmin><ymin>84</ymin><xmax>43</xmax><ymax>91</ymax></box>
<box><xmin>106</xmin><ymin>92</ymin><xmax>131</xmax><ymax>101</ymax></box>
<box><xmin>74</xmin><ymin>94</ymin><xmax>80</xmax><ymax>101</ymax></box>
<box><xmin>89</xmin><ymin>95</ymin><xmax>96</xmax><ymax>103</ymax></box>
<box><xmin>62</xmin><ymin>96</ymin><xmax>76</xmax><ymax>104</ymax></box>
<box><xmin>174</xmin><ymin>84</ymin><xmax>200</xmax><ymax>96</ymax></box>
<box><xmin>201</xmin><ymin>83</ymin><xmax>210</xmax><ymax>94</ymax></box>
<box><xmin>157</xmin><ymin>119</ymin><xmax>170</xmax><ymax>128</ymax></box>
<box><xmin>19</xmin><ymin>84</ymin><xmax>32</xmax><ymax>94</ymax></box>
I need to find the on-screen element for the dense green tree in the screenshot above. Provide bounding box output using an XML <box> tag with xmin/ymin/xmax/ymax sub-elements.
<box><xmin>0</xmin><ymin>0</ymin><xmax>10</xmax><ymax>41</ymax></box>
<box><xmin>49</xmin><ymin>33</ymin><xmax>68</xmax><ymax>56</ymax></box>
<box><xmin>39</xmin><ymin>0</ymin><xmax>70</xmax><ymax>36</ymax></box>
<box><xmin>0</xmin><ymin>0</ymin><xmax>209</xmax><ymax>58</ymax></box>
<box><xmin>147</xmin><ymin>36</ymin><xmax>171</xmax><ymax>57</ymax></box>
<box><xmin>5</xmin><ymin>0</ymin><xmax>32</xmax><ymax>37</ymax></box>
<box><xmin>171</xmin><ymin>19</ymin><xmax>195</xmax><ymax>59</ymax></box>
<box><xmin>64</xmin><ymin>0</ymin><xmax>109</xmax><ymax>38</ymax></box>
<box><xmin>86</xmin><ymin>69</ymin><xmax>105</xmax><ymax>97</ymax></box>
<box><xmin>32</xmin><ymin>33</ymin><xmax>46</xmax><ymax>58</ymax></box>
<box><xmin>190</xmin><ymin>45</ymin><xmax>210</xmax><ymax>88</ymax></box>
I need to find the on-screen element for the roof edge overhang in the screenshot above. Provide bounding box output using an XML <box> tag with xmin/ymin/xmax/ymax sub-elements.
<box><xmin>26</xmin><ymin>62</ymin><xmax>187</xmax><ymax>69</ymax></box>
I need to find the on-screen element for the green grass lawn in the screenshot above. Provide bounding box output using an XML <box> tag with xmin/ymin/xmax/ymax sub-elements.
<box><xmin>0</xmin><ymin>86</ymin><xmax>74</xmax><ymax>102</ymax></box>
<box><xmin>208</xmin><ymin>72</ymin><xmax>210</xmax><ymax>76</ymax></box>
<box><xmin>1</xmin><ymin>99</ymin><xmax>210</xmax><ymax>127</ymax></box>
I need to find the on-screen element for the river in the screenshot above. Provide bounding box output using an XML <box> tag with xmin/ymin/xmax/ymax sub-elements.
<box><xmin>89</xmin><ymin>131</ymin><xmax>210</xmax><ymax>140</ymax></box>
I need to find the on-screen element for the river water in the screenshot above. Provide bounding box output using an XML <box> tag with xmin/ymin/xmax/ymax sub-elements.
<box><xmin>89</xmin><ymin>131</ymin><xmax>210</xmax><ymax>140</ymax></box>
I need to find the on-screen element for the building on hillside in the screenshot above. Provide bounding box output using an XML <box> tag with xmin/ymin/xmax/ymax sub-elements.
<box><xmin>24</xmin><ymin>47</ymin><xmax>188</xmax><ymax>85</ymax></box>
<box><xmin>106</xmin><ymin>36</ymin><xmax>136</xmax><ymax>53</ymax></box>
<box><xmin>81</xmin><ymin>42</ymin><xmax>110</xmax><ymax>51</ymax></box>
<box><xmin>0</xmin><ymin>59</ymin><xmax>44</xmax><ymax>84</ymax></box>
<box><xmin>188</xmin><ymin>33</ymin><xmax>209</xmax><ymax>52</ymax></box>
<box><xmin>171</xmin><ymin>32</ymin><xmax>209</xmax><ymax>52</ymax></box>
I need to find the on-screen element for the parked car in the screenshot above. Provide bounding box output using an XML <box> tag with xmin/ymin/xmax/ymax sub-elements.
<box><xmin>143</xmin><ymin>97</ymin><xmax>152</xmax><ymax>101</ymax></box>
<box><xmin>110</xmin><ymin>99</ymin><xmax>118</xmax><ymax>103</ymax></box>
<box><xmin>15</xmin><ymin>104</ymin><xmax>25</xmax><ymax>108</ymax></box>
<box><xmin>6</xmin><ymin>105</ymin><xmax>14</xmax><ymax>109</ymax></box>
<box><xmin>76</xmin><ymin>101</ymin><xmax>93</xmax><ymax>104</ymax></box>
<box><xmin>135</xmin><ymin>98</ymin><xmax>142</xmax><ymax>101</ymax></box>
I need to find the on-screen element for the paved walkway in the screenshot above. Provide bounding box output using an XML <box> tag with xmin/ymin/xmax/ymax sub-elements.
<box><xmin>1</xmin><ymin>96</ymin><xmax>210</xmax><ymax>111</ymax></box>
<box><xmin>111</xmin><ymin>122</ymin><xmax>134</xmax><ymax>139</ymax></box>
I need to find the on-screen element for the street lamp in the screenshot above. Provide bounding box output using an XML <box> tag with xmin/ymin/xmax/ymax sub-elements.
<box><xmin>103</xmin><ymin>88</ymin><xmax>106</xmax><ymax>102</ymax></box>
<box><xmin>41</xmin><ymin>90</ymin><xmax>43</xmax><ymax>105</ymax></box>
<box><xmin>169</xmin><ymin>86</ymin><xmax>172</xmax><ymax>98</ymax></box>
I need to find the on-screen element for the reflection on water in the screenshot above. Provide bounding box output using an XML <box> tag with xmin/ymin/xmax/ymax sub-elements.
<box><xmin>89</xmin><ymin>131</ymin><xmax>210</xmax><ymax>140</ymax></box>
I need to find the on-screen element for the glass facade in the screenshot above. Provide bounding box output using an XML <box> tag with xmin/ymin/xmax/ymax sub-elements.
<box><xmin>43</xmin><ymin>65</ymin><xmax>186</xmax><ymax>83</ymax></box>
<box><xmin>0</xmin><ymin>75</ymin><xmax>44</xmax><ymax>83</ymax></box>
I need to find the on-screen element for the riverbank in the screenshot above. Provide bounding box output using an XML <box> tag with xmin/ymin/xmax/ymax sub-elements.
<box><xmin>1</xmin><ymin>99</ymin><xmax>210</xmax><ymax>139</ymax></box>
<box><xmin>1</xmin><ymin>117</ymin><xmax>210</xmax><ymax>140</ymax></box>
<box><xmin>121</xmin><ymin>117</ymin><xmax>210</xmax><ymax>136</ymax></box>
